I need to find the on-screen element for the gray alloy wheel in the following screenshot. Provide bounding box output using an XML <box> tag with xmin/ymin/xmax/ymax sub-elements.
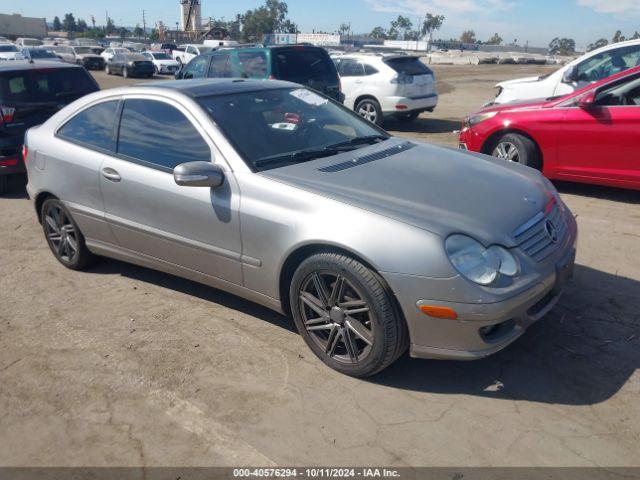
<box><xmin>41</xmin><ymin>199</ymin><xmax>93</xmax><ymax>270</ymax></box>
<box><xmin>122</xmin><ymin>67</ymin><xmax>129</xmax><ymax>78</ymax></box>
<box><xmin>490</xmin><ymin>133</ymin><xmax>542</xmax><ymax>170</ymax></box>
<box><xmin>492</xmin><ymin>141</ymin><xmax>520</xmax><ymax>162</ymax></box>
<box><xmin>355</xmin><ymin>98</ymin><xmax>383</xmax><ymax>126</ymax></box>
<box><xmin>290</xmin><ymin>252</ymin><xmax>407</xmax><ymax>377</ymax></box>
<box><xmin>105</xmin><ymin>64</ymin><xmax>111</xmax><ymax>75</ymax></box>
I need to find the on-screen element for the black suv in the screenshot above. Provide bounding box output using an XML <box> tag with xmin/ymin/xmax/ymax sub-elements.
<box><xmin>176</xmin><ymin>45</ymin><xmax>343</xmax><ymax>102</ymax></box>
<box><xmin>0</xmin><ymin>61</ymin><xmax>99</xmax><ymax>193</ymax></box>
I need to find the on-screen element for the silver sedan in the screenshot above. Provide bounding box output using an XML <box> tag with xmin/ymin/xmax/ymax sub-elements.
<box><xmin>24</xmin><ymin>79</ymin><xmax>577</xmax><ymax>377</ymax></box>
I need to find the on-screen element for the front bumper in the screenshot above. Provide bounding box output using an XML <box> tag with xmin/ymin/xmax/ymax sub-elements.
<box><xmin>385</xmin><ymin>212</ymin><xmax>577</xmax><ymax>360</ymax></box>
<box><xmin>381</xmin><ymin>93</ymin><xmax>438</xmax><ymax>115</ymax></box>
<box><xmin>158</xmin><ymin>64</ymin><xmax>179</xmax><ymax>74</ymax></box>
<box><xmin>82</xmin><ymin>58</ymin><xmax>105</xmax><ymax>70</ymax></box>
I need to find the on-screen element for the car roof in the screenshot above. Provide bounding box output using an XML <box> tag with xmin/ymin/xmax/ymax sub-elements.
<box><xmin>202</xmin><ymin>44</ymin><xmax>327</xmax><ymax>56</ymax></box>
<box><xmin>0</xmin><ymin>61</ymin><xmax>85</xmax><ymax>72</ymax></box>
<box><xmin>136</xmin><ymin>78</ymin><xmax>297</xmax><ymax>98</ymax></box>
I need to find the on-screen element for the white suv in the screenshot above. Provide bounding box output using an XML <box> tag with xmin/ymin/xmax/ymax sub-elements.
<box><xmin>494</xmin><ymin>39</ymin><xmax>640</xmax><ymax>104</ymax></box>
<box><xmin>335</xmin><ymin>54</ymin><xmax>438</xmax><ymax>125</ymax></box>
<box><xmin>172</xmin><ymin>44</ymin><xmax>214</xmax><ymax>65</ymax></box>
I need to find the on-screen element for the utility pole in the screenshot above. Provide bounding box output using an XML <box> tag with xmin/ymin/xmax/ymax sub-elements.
<box><xmin>142</xmin><ymin>10</ymin><xmax>147</xmax><ymax>40</ymax></box>
<box><xmin>91</xmin><ymin>15</ymin><xmax>96</xmax><ymax>29</ymax></box>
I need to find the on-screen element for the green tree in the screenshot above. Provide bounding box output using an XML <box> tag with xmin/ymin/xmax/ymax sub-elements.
<box><xmin>52</xmin><ymin>16</ymin><xmax>62</xmax><ymax>31</ymax></box>
<box><xmin>118</xmin><ymin>27</ymin><xmax>128</xmax><ymax>39</ymax></box>
<box><xmin>549</xmin><ymin>37</ymin><xmax>576</xmax><ymax>56</ymax></box>
<box><xmin>486</xmin><ymin>33</ymin><xmax>503</xmax><ymax>45</ymax></box>
<box><xmin>62</xmin><ymin>13</ymin><xmax>77</xmax><ymax>32</ymax></box>
<box><xmin>388</xmin><ymin>15</ymin><xmax>412</xmax><ymax>40</ymax></box>
<box><xmin>460</xmin><ymin>30</ymin><xmax>476</xmax><ymax>44</ymax></box>
<box><xmin>632</xmin><ymin>31</ymin><xmax>640</xmax><ymax>40</ymax></box>
<box><xmin>369</xmin><ymin>26</ymin><xmax>387</xmax><ymax>40</ymax></box>
<box><xmin>420</xmin><ymin>13</ymin><xmax>444</xmax><ymax>51</ymax></box>
<box><xmin>106</xmin><ymin>17</ymin><xmax>116</xmax><ymax>35</ymax></box>
<box><xmin>612</xmin><ymin>30</ymin><xmax>626</xmax><ymax>43</ymax></box>
<box><xmin>133</xmin><ymin>24</ymin><xmax>144</xmax><ymax>37</ymax></box>
<box><xmin>149</xmin><ymin>29</ymin><xmax>159</xmax><ymax>41</ymax></box>
<box><xmin>587</xmin><ymin>38</ymin><xmax>608</xmax><ymax>52</ymax></box>
<box><xmin>76</xmin><ymin>19</ymin><xmax>88</xmax><ymax>33</ymax></box>
<box><xmin>241</xmin><ymin>0</ymin><xmax>297</xmax><ymax>42</ymax></box>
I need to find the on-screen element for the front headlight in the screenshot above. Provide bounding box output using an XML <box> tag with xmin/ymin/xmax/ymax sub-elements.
<box><xmin>463</xmin><ymin>111</ymin><xmax>498</xmax><ymax>128</ymax></box>
<box><xmin>445</xmin><ymin>234</ymin><xmax>519</xmax><ymax>286</ymax></box>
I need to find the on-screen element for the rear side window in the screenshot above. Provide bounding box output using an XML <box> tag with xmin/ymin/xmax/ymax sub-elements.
<box><xmin>183</xmin><ymin>56</ymin><xmax>210</xmax><ymax>79</ymax></box>
<box><xmin>208</xmin><ymin>54</ymin><xmax>232</xmax><ymax>78</ymax></box>
<box><xmin>0</xmin><ymin>68</ymin><xmax>98</xmax><ymax>104</ymax></box>
<box><xmin>117</xmin><ymin>99</ymin><xmax>210</xmax><ymax>171</ymax></box>
<box><xmin>238</xmin><ymin>51</ymin><xmax>268</xmax><ymax>78</ymax></box>
<box><xmin>274</xmin><ymin>48</ymin><xmax>336</xmax><ymax>80</ymax></box>
<box><xmin>337</xmin><ymin>59</ymin><xmax>365</xmax><ymax>77</ymax></box>
<box><xmin>384</xmin><ymin>57</ymin><xmax>432</xmax><ymax>76</ymax></box>
<box><xmin>58</xmin><ymin>101</ymin><xmax>119</xmax><ymax>152</ymax></box>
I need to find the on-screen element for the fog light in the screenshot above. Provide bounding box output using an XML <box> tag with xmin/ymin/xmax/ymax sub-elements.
<box><xmin>419</xmin><ymin>305</ymin><xmax>458</xmax><ymax>320</ymax></box>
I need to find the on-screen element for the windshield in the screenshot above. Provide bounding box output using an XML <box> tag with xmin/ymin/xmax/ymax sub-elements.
<box><xmin>152</xmin><ymin>52</ymin><xmax>171</xmax><ymax>60</ymax></box>
<box><xmin>197</xmin><ymin>87</ymin><xmax>388</xmax><ymax>171</ymax></box>
<box><xmin>28</xmin><ymin>49</ymin><xmax>57</xmax><ymax>58</ymax></box>
<box><xmin>22</xmin><ymin>39</ymin><xmax>43</xmax><ymax>46</ymax></box>
<box><xmin>0</xmin><ymin>69</ymin><xmax>98</xmax><ymax>104</ymax></box>
<box><xmin>74</xmin><ymin>47</ymin><xmax>93</xmax><ymax>54</ymax></box>
<box><xmin>199</xmin><ymin>46</ymin><xmax>213</xmax><ymax>54</ymax></box>
<box><xmin>0</xmin><ymin>45</ymin><xmax>18</xmax><ymax>52</ymax></box>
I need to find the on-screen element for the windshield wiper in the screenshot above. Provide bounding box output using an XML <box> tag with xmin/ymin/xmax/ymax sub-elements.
<box><xmin>326</xmin><ymin>134</ymin><xmax>389</xmax><ymax>150</ymax></box>
<box><xmin>255</xmin><ymin>147</ymin><xmax>346</xmax><ymax>167</ymax></box>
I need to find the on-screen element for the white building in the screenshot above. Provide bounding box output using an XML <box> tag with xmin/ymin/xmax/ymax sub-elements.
<box><xmin>179</xmin><ymin>0</ymin><xmax>202</xmax><ymax>32</ymax></box>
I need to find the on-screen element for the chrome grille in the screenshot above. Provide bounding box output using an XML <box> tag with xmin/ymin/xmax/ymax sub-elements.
<box><xmin>318</xmin><ymin>142</ymin><xmax>415</xmax><ymax>173</ymax></box>
<box><xmin>513</xmin><ymin>201</ymin><xmax>567</xmax><ymax>262</ymax></box>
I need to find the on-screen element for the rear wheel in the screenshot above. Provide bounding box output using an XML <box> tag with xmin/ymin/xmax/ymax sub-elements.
<box><xmin>491</xmin><ymin>133</ymin><xmax>542</xmax><ymax>170</ymax></box>
<box><xmin>355</xmin><ymin>98</ymin><xmax>383</xmax><ymax>126</ymax></box>
<box><xmin>290</xmin><ymin>252</ymin><xmax>407</xmax><ymax>377</ymax></box>
<box><xmin>0</xmin><ymin>175</ymin><xmax>8</xmax><ymax>195</ymax></box>
<box><xmin>41</xmin><ymin>198</ymin><xmax>93</xmax><ymax>270</ymax></box>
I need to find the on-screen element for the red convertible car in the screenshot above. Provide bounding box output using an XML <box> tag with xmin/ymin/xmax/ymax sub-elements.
<box><xmin>459</xmin><ymin>66</ymin><xmax>640</xmax><ymax>190</ymax></box>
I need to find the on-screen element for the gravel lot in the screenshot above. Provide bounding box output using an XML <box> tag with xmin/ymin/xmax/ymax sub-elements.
<box><xmin>1</xmin><ymin>65</ymin><xmax>639</xmax><ymax>467</ymax></box>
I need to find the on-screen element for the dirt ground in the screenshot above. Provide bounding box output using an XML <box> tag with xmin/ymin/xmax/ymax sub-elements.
<box><xmin>1</xmin><ymin>64</ymin><xmax>639</xmax><ymax>467</ymax></box>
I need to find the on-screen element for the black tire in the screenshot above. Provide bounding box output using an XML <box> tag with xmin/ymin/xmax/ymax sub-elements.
<box><xmin>397</xmin><ymin>111</ymin><xmax>420</xmax><ymax>122</ymax></box>
<box><xmin>355</xmin><ymin>98</ymin><xmax>383</xmax><ymax>126</ymax></box>
<box><xmin>41</xmin><ymin>198</ymin><xmax>93</xmax><ymax>270</ymax></box>
<box><xmin>490</xmin><ymin>133</ymin><xmax>542</xmax><ymax>170</ymax></box>
<box><xmin>0</xmin><ymin>175</ymin><xmax>8</xmax><ymax>195</ymax></box>
<box><xmin>290</xmin><ymin>252</ymin><xmax>407</xmax><ymax>377</ymax></box>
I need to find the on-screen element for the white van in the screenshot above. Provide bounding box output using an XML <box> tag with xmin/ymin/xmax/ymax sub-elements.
<box><xmin>494</xmin><ymin>39</ymin><xmax>640</xmax><ymax>104</ymax></box>
<box><xmin>16</xmin><ymin>38</ymin><xmax>43</xmax><ymax>48</ymax></box>
<box><xmin>203</xmin><ymin>39</ymin><xmax>239</xmax><ymax>48</ymax></box>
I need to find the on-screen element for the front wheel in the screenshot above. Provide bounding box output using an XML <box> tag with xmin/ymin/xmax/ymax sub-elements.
<box><xmin>41</xmin><ymin>198</ymin><xmax>93</xmax><ymax>270</ymax></box>
<box><xmin>355</xmin><ymin>98</ymin><xmax>383</xmax><ymax>126</ymax></box>
<box><xmin>122</xmin><ymin>67</ymin><xmax>129</xmax><ymax>78</ymax></box>
<box><xmin>290</xmin><ymin>252</ymin><xmax>407</xmax><ymax>377</ymax></box>
<box><xmin>491</xmin><ymin>133</ymin><xmax>542</xmax><ymax>170</ymax></box>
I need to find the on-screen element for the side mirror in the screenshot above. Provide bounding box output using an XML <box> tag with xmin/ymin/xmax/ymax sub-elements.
<box><xmin>577</xmin><ymin>91</ymin><xmax>596</xmax><ymax>109</ymax></box>
<box><xmin>562</xmin><ymin>66</ymin><xmax>576</xmax><ymax>84</ymax></box>
<box><xmin>174</xmin><ymin>161</ymin><xmax>225</xmax><ymax>188</ymax></box>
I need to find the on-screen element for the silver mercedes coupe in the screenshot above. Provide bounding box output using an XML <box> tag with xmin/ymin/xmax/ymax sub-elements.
<box><xmin>24</xmin><ymin>79</ymin><xmax>577</xmax><ymax>377</ymax></box>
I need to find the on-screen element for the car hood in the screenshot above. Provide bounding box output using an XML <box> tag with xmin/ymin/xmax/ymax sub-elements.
<box><xmin>478</xmin><ymin>97</ymin><xmax>554</xmax><ymax>114</ymax></box>
<box><xmin>496</xmin><ymin>75</ymin><xmax>544</xmax><ymax>89</ymax></box>
<box><xmin>261</xmin><ymin>139</ymin><xmax>550</xmax><ymax>246</ymax></box>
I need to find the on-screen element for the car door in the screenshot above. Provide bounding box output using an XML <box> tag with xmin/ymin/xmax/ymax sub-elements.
<box><xmin>51</xmin><ymin>99</ymin><xmax>121</xmax><ymax>244</ymax></box>
<box><xmin>207</xmin><ymin>53</ymin><xmax>232</xmax><ymax>78</ymax></box>
<box><xmin>556</xmin><ymin>73</ymin><xmax>640</xmax><ymax>185</ymax></box>
<box><xmin>336</xmin><ymin>59</ymin><xmax>365</xmax><ymax>110</ymax></box>
<box><xmin>99</xmin><ymin>96</ymin><xmax>243</xmax><ymax>284</ymax></box>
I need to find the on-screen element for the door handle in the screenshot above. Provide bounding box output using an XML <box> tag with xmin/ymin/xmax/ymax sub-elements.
<box><xmin>102</xmin><ymin>168</ymin><xmax>121</xmax><ymax>182</ymax></box>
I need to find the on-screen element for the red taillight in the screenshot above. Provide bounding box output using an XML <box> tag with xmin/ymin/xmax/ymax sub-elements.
<box><xmin>0</xmin><ymin>105</ymin><xmax>16</xmax><ymax>124</ymax></box>
<box><xmin>268</xmin><ymin>75</ymin><xmax>276</xmax><ymax>80</ymax></box>
<box><xmin>0</xmin><ymin>157</ymin><xmax>18</xmax><ymax>167</ymax></box>
<box><xmin>22</xmin><ymin>145</ymin><xmax>28</xmax><ymax>164</ymax></box>
<box><xmin>395</xmin><ymin>104</ymin><xmax>408</xmax><ymax>110</ymax></box>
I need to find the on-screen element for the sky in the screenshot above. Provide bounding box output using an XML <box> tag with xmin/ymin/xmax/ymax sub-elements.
<box><xmin>10</xmin><ymin>0</ymin><xmax>640</xmax><ymax>49</ymax></box>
